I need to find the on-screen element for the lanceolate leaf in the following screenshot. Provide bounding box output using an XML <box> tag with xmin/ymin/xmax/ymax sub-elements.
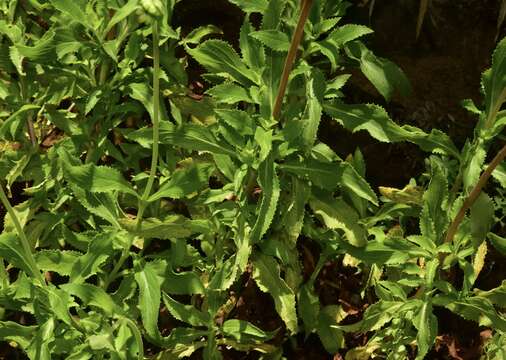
<box><xmin>0</xmin><ymin>232</ymin><xmax>39</xmax><ymax>279</ymax></box>
<box><xmin>222</xmin><ymin>319</ymin><xmax>276</xmax><ymax>343</ymax></box>
<box><xmin>323</xmin><ymin>102</ymin><xmax>460</xmax><ymax>158</ymax></box>
<box><xmin>228</xmin><ymin>0</ymin><xmax>268</xmax><ymax>13</ymax></box>
<box><xmin>250</xmin><ymin>154</ymin><xmax>280</xmax><ymax>244</ymax></box>
<box><xmin>420</xmin><ymin>157</ymin><xmax>448</xmax><ymax>242</ymax></box>
<box><xmin>135</xmin><ymin>261</ymin><xmax>163</xmax><ymax>344</ymax></box>
<box><xmin>240</xmin><ymin>18</ymin><xmax>264</xmax><ymax>69</ymax></box>
<box><xmin>186</xmin><ymin>40</ymin><xmax>259</xmax><ymax>86</ymax></box>
<box><xmin>433</xmin><ymin>295</ymin><xmax>506</xmax><ymax>331</ymax></box>
<box><xmin>50</xmin><ymin>0</ymin><xmax>93</xmax><ymax>29</ymax></box>
<box><xmin>119</xmin><ymin>215</ymin><xmax>202</xmax><ymax>239</ymax></box>
<box><xmin>128</xmin><ymin>122</ymin><xmax>238</xmax><ymax>158</ymax></box>
<box><xmin>162</xmin><ymin>293</ymin><xmax>210</xmax><ymax>327</ymax></box>
<box><xmin>206</xmin><ymin>83</ymin><xmax>253</xmax><ymax>104</ymax></box>
<box><xmin>250</xmin><ymin>30</ymin><xmax>290</xmax><ymax>52</ymax></box>
<box><xmin>413</xmin><ymin>301</ymin><xmax>437</xmax><ymax>360</ymax></box>
<box><xmin>148</xmin><ymin>162</ymin><xmax>214</xmax><ymax>201</ymax></box>
<box><xmin>482</xmin><ymin>36</ymin><xmax>506</xmax><ymax>128</ymax></box>
<box><xmin>345</xmin><ymin>41</ymin><xmax>411</xmax><ymax>101</ymax></box>
<box><xmin>64</xmin><ymin>162</ymin><xmax>137</xmax><ymax>197</ymax></box>
<box><xmin>61</xmin><ymin>283</ymin><xmax>125</xmax><ymax>317</ymax></box>
<box><xmin>252</xmin><ymin>254</ymin><xmax>297</xmax><ymax>333</ymax></box>
<box><xmin>309</xmin><ymin>192</ymin><xmax>368</xmax><ymax>247</ymax></box>
<box><xmin>70</xmin><ymin>231</ymin><xmax>115</xmax><ymax>283</ymax></box>
<box><xmin>302</xmin><ymin>70</ymin><xmax>324</xmax><ymax>149</ymax></box>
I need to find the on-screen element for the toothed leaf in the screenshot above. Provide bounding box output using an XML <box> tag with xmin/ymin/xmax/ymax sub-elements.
<box><xmin>250</xmin><ymin>153</ymin><xmax>280</xmax><ymax>244</ymax></box>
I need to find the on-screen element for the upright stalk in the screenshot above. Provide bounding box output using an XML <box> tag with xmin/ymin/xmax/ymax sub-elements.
<box><xmin>272</xmin><ymin>0</ymin><xmax>314</xmax><ymax>120</ymax></box>
<box><xmin>0</xmin><ymin>182</ymin><xmax>44</xmax><ymax>285</ymax></box>
<box><xmin>105</xmin><ymin>21</ymin><xmax>160</xmax><ymax>290</ymax></box>
<box><xmin>137</xmin><ymin>20</ymin><xmax>161</xmax><ymax>228</ymax></box>
<box><xmin>445</xmin><ymin>143</ymin><xmax>506</xmax><ymax>244</ymax></box>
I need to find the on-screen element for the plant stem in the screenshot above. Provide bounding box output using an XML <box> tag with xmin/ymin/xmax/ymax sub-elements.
<box><xmin>0</xmin><ymin>182</ymin><xmax>44</xmax><ymax>285</ymax></box>
<box><xmin>122</xmin><ymin>317</ymin><xmax>144</xmax><ymax>360</ymax></box>
<box><xmin>272</xmin><ymin>0</ymin><xmax>314</xmax><ymax>120</ymax></box>
<box><xmin>137</xmin><ymin>20</ymin><xmax>161</xmax><ymax>229</ymax></box>
<box><xmin>445</xmin><ymin>143</ymin><xmax>506</xmax><ymax>244</ymax></box>
<box><xmin>106</xmin><ymin>20</ymin><xmax>162</xmax><ymax>290</ymax></box>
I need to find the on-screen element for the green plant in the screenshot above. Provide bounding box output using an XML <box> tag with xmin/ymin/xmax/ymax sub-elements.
<box><xmin>0</xmin><ymin>0</ymin><xmax>505</xmax><ymax>359</ymax></box>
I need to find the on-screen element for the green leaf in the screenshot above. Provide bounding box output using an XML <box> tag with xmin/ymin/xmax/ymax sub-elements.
<box><xmin>317</xmin><ymin>305</ymin><xmax>346</xmax><ymax>353</ymax></box>
<box><xmin>345</xmin><ymin>41</ymin><xmax>411</xmax><ymax>101</ymax></box>
<box><xmin>15</xmin><ymin>29</ymin><xmax>56</xmax><ymax>63</ymax></box>
<box><xmin>215</xmin><ymin>110</ymin><xmax>255</xmax><ymax>136</ymax></box>
<box><xmin>0</xmin><ymin>232</ymin><xmax>39</xmax><ymax>279</ymax></box>
<box><xmin>135</xmin><ymin>261</ymin><xmax>162</xmax><ymax>344</ymax></box>
<box><xmin>0</xmin><ymin>104</ymin><xmax>40</xmax><ymax>140</ymax></box>
<box><xmin>186</xmin><ymin>40</ymin><xmax>259</xmax><ymax>86</ymax></box>
<box><xmin>162</xmin><ymin>293</ymin><xmax>210</xmax><ymax>327</ymax></box>
<box><xmin>298</xmin><ymin>283</ymin><xmax>320</xmax><ymax>333</ymax></box>
<box><xmin>302</xmin><ymin>69</ymin><xmax>324</xmax><ymax>149</ymax></box>
<box><xmin>182</xmin><ymin>25</ymin><xmax>223</xmax><ymax>45</ymax></box>
<box><xmin>33</xmin><ymin>285</ymin><xmax>75</xmax><ymax>326</ymax></box>
<box><xmin>250</xmin><ymin>154</ymin><xmax>280</xmax><ymax>244</ymax></box>
<box><xmin>420</xmin><ymin>157</ymin><xmax>449</xmax><ymax>242</ymax></box>
<box><xmin>240</xmin><ymin>18</ymin><xmax>264</xmax><ymax>69</ymax></box>
<box><xmin>433</xmin><ymin>295</ymin><xmax>506</xmax><ymax>331</ymax></box>
<box><xmin>282</xmin><ymin>178</ymin><xmax>310</xmax><ymax>244</ymax></box>
<box><xmin>105</xmin><ymin>0</ymin><xmax>140</xmax><ymax>34</ymax></box>
<box><xmin>228</xmin><ymin>0</ymin><xmax>268</xmax><ymax>13</ymax></box>
<box><xmin>222</xmin><ymin>319</ymin><xmax>276</xmax><ymax>343</ymax></box>
<box><xmin>340</xmin><ymin>162</ymin><xmax>378</xmax><ymax>205</ymax></box>
<box><xmin>261</xmin><ymin>0</ymin><xmax>286</xmax><ymax>30</ymax></box>
<box><xmin>326</xmin><ymin>24</ymin><xmax>373</xmax><ymax>45</ymax></box>
<box><xmin>64</xmin><ymin>162</ymin><xmax>137</xmax><ymax>197</ymax></box>
<box><xmin>463</xmin><ymin>144</ymin><xmax>486</xmax><ymax>190</ymax></box>
<box><xmin>61</xmin><ymin>283</ymin><xmax>124</xmax><ymax>317</ymax></box>
<box><xmin>36</xmin><ymin>250</ymin><xmax>81</xmax><ymax>276</ymax></box>
<box><xmin>128</xmin><ymin>122</ymin><xmax>238</xmax><ymax>158</ymax></box>
<box><xmin>482</xmin><ymin>37</ymin><xmax>506</xmax><ymax>128</ymax></box>
<box><xmin>207</xmin><ymin>83</ymin><xmax>253</xmax><ymax>104</ymax></box>
<box><xmin>491</xmin><ymin>161</ymin><xmax>506</xmax><ymax>187</ymax></box>
<box><xmin>50</xmin><ymin>0</ymin><xmax>93</xmax><ymax>29</ymax></box>
<box><xmin>250</xmin><ymin>30</ymin><xmax>290</xmax><ymax>52</ymax></box>
<box><xmin>0</xmin><ymin>321</ymin><xmax>36</xmax><ymax>349</ymax></box>
<box><xmin>163</xmin><ymin>268</ymin><xmax>206</xmax><ymax>295</ymax></box>
<box><xmin>148</xmin><ymin>161</ymin><xmax>214</xmax><ymax>201</ymax></box>
<box><xmin>280</xmin><ymin>158</ymin><xmax>341</xmax><ymax>190</ymax></box>
<box><xmin>413</xmin><ymin>301</ymin><xmax>437</xmax><ymax>360</ymax></box>
<box><xmin>252</xmin><ymin>254</ymin><xmax>297</xmax><ymax>333</ymax></box>
<box><xmin>70</xmin><ymin>231</ymin><xmax>114</xmax><ymax>283</ymax></box>
<box><xmin>340</xmin><ymin>301</ymin><xmax>405</xmax><ymax>333</ymax></box>
<box><xmin>488</xmin><ymin>232</ymin><xmax>506</xmax><ymax>255</ymax></box>
<box><xmin>26</xmin><ymin>318</ymin><xmax>54</xmax><ymax>360</ymax></box>
<box><xmin>470</xmin><ymin>193</ymin><xmax>495</xmax><ymax>246</ymax></box>
<box><xmin>309</xmin><ymin>191</ymin><xmax>368</xmax><ymax>247</ymax></box>
<box><xmin>324</xmin><ymin>102</ymin><xmax>460</xmax><ymax>158</ymax></box>
<box><xmin>474</xmin><ymin>280</ymin><xmax>506</xmax><ymax>307</ymax></box>
<box><xmin>119</xmin><ymin>215</ymin><xmax>202</xmax><ymax>239</ymax></box>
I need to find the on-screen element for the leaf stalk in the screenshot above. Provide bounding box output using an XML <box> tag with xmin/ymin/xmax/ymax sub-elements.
<box><xmin>137</xmin><ymin>20</ymin><xmax>161</xmax><ymax>228</ymax></box>
<box><xmin>445</xmin><ymin>143</ymin><xmax>506</xmax><ymax>244</ymax></box>
<box><xmin>0</xmin><ymin>182</ymin><xmax>45</xmax><ymax>285</ymax></box>
<box><xmin>272</xmin><ymin>0</ymin><xmax>314</xmax><ymax>120</ymax></box>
